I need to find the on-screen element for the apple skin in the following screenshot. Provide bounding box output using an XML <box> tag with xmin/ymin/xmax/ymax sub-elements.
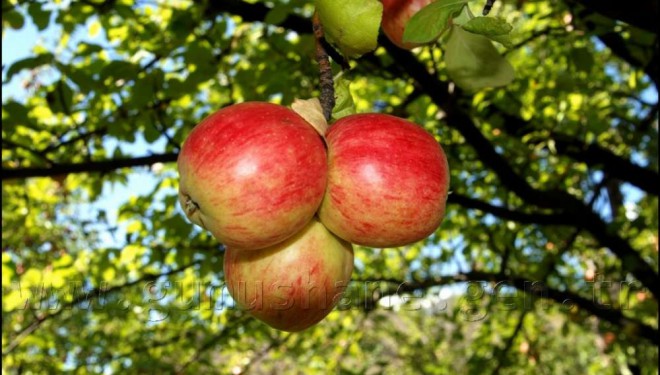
<box><xmin>177</xmin><ymin>102</ymin><xmax>327</xmax><ymax>250</ymax></box>
<box><xmin>381</xmin><ymin>0</ymin><xmax>434</xmax><ymax>49</ymax></box>
<box><xmin>318</xmin><ymin>113</ymin><xmax>450</xmax><ymax>248</ymax></box>
<box><xmin>224</xmin><ymin>218</ymin><xmax>354</xmax><ymax>332</ymax></box>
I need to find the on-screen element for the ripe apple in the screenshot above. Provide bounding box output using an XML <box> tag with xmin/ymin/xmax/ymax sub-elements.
<box><xmin>380</xmin><ymin>0</ymin><xmax>434</xmax><ymax>49</ymax></box>
<box><xmin>224</xmin><ymin>218</ymin><xmax>354</xmax><ymax>332</ymax></box>
<box><xmin>318</xmin><ymin>113</ymin><xmax>450</xmax><ymax>248</ymax></box>
<box><xmin>177</xmin><ymin>102</ymin><xmax>327</xmax><ymax>250</ymax></box>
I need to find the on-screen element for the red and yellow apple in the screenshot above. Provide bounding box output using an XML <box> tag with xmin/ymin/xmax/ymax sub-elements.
<box><xmin>318</xmin><ymin>113</ymin><xmax>450</xmax><ymax>248</ymax></box>
<box><xmin>177</xmin><ymin>102</ymin><xmax>327</xmax><ymax>250</ymax></box>
<box><xmin>380</xmin><ymin>0</ymin><xmax>434</xmax><ymax>49</ymax></box>
<box><xmin>224</xmin><ymin>218</ymin><xmax>354</xmax><ymax>332</ymax></box>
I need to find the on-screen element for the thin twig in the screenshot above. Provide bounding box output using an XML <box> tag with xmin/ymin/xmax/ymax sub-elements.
<box><xmin>490</xmin><ymin>310</ymin><xmax>528</xmax><ymax>374</ymax></box>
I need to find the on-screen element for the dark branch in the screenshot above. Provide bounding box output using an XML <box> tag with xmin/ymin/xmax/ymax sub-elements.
<box><xmin>491</xmin><ymin>311</ymin><xmax>528</xmax><ymax>374</ymax></box>
<box><xmin>362</xmin><ymin>271</ymin><xmax>659</xmax><ymax>345</ymax></box>
<box><xmin>569</xmin><ymin>0</ymin><xmax>658</xmax><ymax>34</ymax></box>
<box><xmin>379</xmin><ymin>38</ymin><xmax>658</xmax><ymax>297</ymax></box>
<box><xmin>553</xmin><ymin>134</ymin><xmax>659</xmax><ymax>195</ymax></box>
<box><xmin>496</xmin><ymin>108</ymin><xmax>658</xmax><ymax>195</ymax></box>
<box><xmin>1</xmin><ymin>153</ymin><xmax>179</xmax><ymax>180</ymax></box>
<box><xmin>448</xmin><ymin>193</ymin><xmax>575</xmax><ymax>226</ymax></box>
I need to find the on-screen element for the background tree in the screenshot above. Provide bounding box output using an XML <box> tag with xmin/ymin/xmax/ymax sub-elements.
<box><xmin>2</xmin><ymin>0</ymin><xmax>657</xmax><ymax>373</ymax></box>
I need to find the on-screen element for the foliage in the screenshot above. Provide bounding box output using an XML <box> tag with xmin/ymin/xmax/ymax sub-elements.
<box><xmin>2</xmin><ymin>0</ymin><xmax>658</xmax><ymax>373</ymax></box>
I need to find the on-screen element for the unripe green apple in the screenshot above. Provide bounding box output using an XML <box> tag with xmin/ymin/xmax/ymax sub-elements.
<box><xmin>316</xmin><ymin>0</ymin><xmax>383</xmax><ymax>58</ymax></box>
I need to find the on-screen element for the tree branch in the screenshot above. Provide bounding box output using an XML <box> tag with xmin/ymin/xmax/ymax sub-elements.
<box><xmin>448</xmin><ymin>193</ymin><xmax>575</xmax><ymax>226</ymax></box>
<box><xmin>553</xmin><ymin>134</ymin><xmax>659</xmax><ymax>196</ymax></box>
<box><xmin>494</xmin><ymin>108</ymin><xmax>658</xmax><ymax>195</ymax></box>
<box><xmin>380</xmin><ymin>37</ymin><xmax>658</xmax><ymax>299</ymax></box>
<box><xmin>174</xmin><ymin>315</ymin><xmax>248</xmax><ymax>374</ymax></box>
<box><xmin>360</xmin><ymin>270</ymin><xmax>658</xmax><ymax>345</ymax></box>
<box><xmin>1</xmin><ymin>153</ymin><xmax>179</xmax><ymax>180</ymax></box>
<box><xmin>490</xmin><ymin>311</ymin><xmax>528</xmax><ymax>375</ymax></box>
<box><xmin>568</xmin><ymin>0</ymin><xmax>658</xmax><ymax>35</ymax></box>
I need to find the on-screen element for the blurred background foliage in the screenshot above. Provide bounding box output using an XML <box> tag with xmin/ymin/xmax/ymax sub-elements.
<box><xmin>1</xmin><ymin>0</ymin><xmax>658</xmax><ymax>373</ymax></box>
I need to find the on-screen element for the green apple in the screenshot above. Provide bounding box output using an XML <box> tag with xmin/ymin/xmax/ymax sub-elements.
<box><xmin>316</xmin><ymin>0</ymin><xmax>383</xmax><ymax>58</ymax></box>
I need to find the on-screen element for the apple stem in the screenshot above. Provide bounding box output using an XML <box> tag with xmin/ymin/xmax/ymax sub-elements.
<box><xmin>183</xmin><ymin>194</ymin><xmax>199</xmax><ymax>216</ymax></box>
<box><xmin>183</xmin><ymin>194</ymin><xmax>209</xmax><ymax>230</ymax></box>
<box><xmin>482</xmin><ymin>0</ymin><xmax>495</xmax><ymax>16</ymax></box>
<box><xmin>312</xmin><ymin>11</ymin><xmax>335</xmax><ymax>122</ymax></box>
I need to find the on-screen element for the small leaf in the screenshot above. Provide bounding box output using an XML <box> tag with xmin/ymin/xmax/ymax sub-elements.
<box><xmin>169</xmin><ymin>10</ymin><xmax>195</xmax><ymax>39</ymax></box>
<box><xmin>570</xmin><ymin>47</ymin><xmax>594</xmax><ymax>73</ymax></box>
<box><xmin>100</xmin><ymin>61</ymin><xmax>139</xmax><ymax>82</ymax></box>
<box><xmin>444</xmin><ymin>26</ymin><xmax>514</xmax><ymax>92</ymax></box>
<box><xmin>291</xmin><ymin>98</ymin><xmax>328</xmax><ymax>136</ymax></box>
<box><xmin>143</xmin><ymin>119</ymin><xmax>161</xmax><ymax>143</ymax></box>
<box><xmin>487</xmin><ymin>33</ymin><xmax>513</xmax><ymax>48</ymax></box>
<box><xmin>58</xmin><ymin>63</ymin><xmax>98</xmax><ymax>93</ymax></box>
<box><xmin>4</xmin><ymin>10</ymin><xmax>25</xmax><ymax>30</ymax></box>
<box><xmin>265</xmin><ymin>5</ymin><xmax>291</xmax><ymax>25</ymax></box>
<box><xmin>5</xmin><ymin>54</ymin><xmax>54</xmax><ymax>82</ymax></box>
<box><xmin>332</xmin><ymin>77</ymin><xmax>356</xmax><ymax>120</ymax></box>
<box><xmin>46</xmin><ymin>80</ymin><xmax>74</xmax><ymax>114</ymax></box>
<box><xmin>27</xmin><ymin>2</ymin><xmax>51</xmax><ymax>31</ymax></box>
<box><xmin>2</xmin><ymin>101</ymin><xmax>31</xmax><ymax>131</ymax></box>
<box><xmin>402</xmin><ymin>0</ymin><xmax>467</xmax><ymax>45</ymax></box>
<box><xmin>462</xmin><ymin>16</ymin><xmax>512</xmax><ymax>36</ymax></box>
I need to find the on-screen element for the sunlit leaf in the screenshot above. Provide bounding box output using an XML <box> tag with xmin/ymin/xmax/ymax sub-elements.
<box><xmin>462</xmin><ymin>16</ymin><xmax>512</xmax><ymax>36</ymax></box>
<box><xmin>402</xmin><ymin>0</ymin><xmax>467</xmax><ymax>45</ymax></box>
<box><xmin>444</xmin><ymin>26</ymin><xmax>514</xmax><ymax>91</ymax></box>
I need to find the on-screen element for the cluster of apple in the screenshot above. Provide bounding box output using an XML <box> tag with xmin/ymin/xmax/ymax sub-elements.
<box><xmin>317</xmin><ymin>0</ymin><xmax>437</xmax><ymax>59</ymax></box>
<box><xmin>177</xmin><ymin>102</ymin><xmax>449</xmax><ymax>331</ymax></box>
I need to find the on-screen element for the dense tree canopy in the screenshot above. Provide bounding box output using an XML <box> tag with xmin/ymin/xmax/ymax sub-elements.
<box><xmin>2</xmin><ymin>0</ymin><xmax>658</xmax><ymax>373</ymax></box>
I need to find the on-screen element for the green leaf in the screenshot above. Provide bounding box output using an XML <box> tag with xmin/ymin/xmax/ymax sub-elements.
<box><xmin>46</xmin><ymin>81</ymin><xmax>74</xmax><ymax>114</ymax></box>
<box><xmin>316</xmin><ymin>0</ymin><xmax>383</xmax><ymax>58</ymax></box>
<box><xmin>130</xmin><ymin>77</ymin><xmax>155</xmax><ymax>109</ymax></box>
<box><xmin>100</xmin><ymin>61</ymin><xmax>139</xmax><ymax>82</ymax></box>
<box><xmin>570</xmin><ymin>47</ymin><xmax>594</xmax><ymax>73</ymax></box>
<box><xmin>402</xmin><ymin>0</ymin><xmax>467</xmax><ymax>45</ymax></box>
<box><xmin>444</xmin><ymin>26</ymin><xmax>514</xmax><ymax>91</ymax></box>
<box><xmin>142</xmin><ymin>115</ymin><xmax>161</xmax><ymax>143</ymax></box>
<box><xmin>332</xmin><ymin>76</ymin><xmax>356</xmax><ymax>120</ymax></box>
<box><xmin>265</xmin><ymin>5</ymin><xmax>291</xmax><ymax>26</ymax></box>
<box><xmin>76</xmin><ymin>42</ymin><xmax>104</xmax><ymax>56</ymax></box>
<box><xmin>462</xmin><ymin>16</ymin><xmax>512</xmax><ymax>36</ymax></box>
<box><xmin>183</xmin><ymin>41</ymin><xmax>215</xmax><ymax>73</ymax></box>
<box><xmin>5</xmin><ymin>53</ymin><xmax>54</xmax><ymax>82</ymax></box>
<box><xmin>4</xmin><ymin>10</ymin><xmax>25</xmax><ymax>30</ymax></box>
<box><xmin>63</xmin><ymin>67</ymin><xmax>97</xmax><ymax>93</ymax></box>
<box><xmin>486</xmin><ymin>33</ymin><xmax>513</xmax><ymax>48</ymax></box>
<box><xmin>169</xmin><ymin>10</ymin><xmax>195</xmax><ymax>40</ymax></box>
<box><xmin>27</xmin><ymin>2</ymin><xmax>51</xmax><ymax>31</ymax></box>
<box><xmin>2</xmin><ymin>101</ymin><xmax>31</xmax><ymax>131</ymax></box>
<box><xmin>462</xmin><ymin>16</ymin><xmax>513</xmax><ymax>48</ymax></box>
